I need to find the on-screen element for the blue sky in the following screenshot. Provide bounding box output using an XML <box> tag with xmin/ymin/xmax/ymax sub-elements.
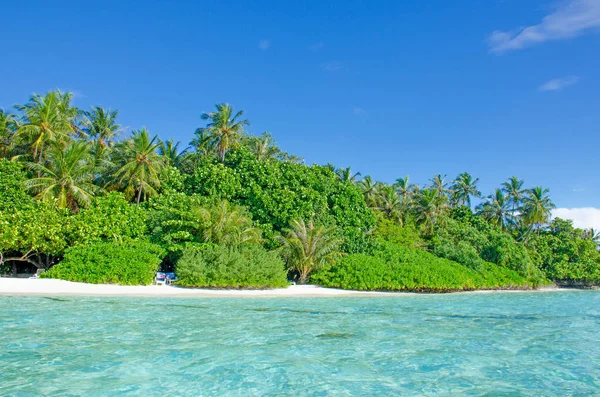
<box><xmin>1</xmin><ymin>0</ymin><xmax>599</xmax><ymax>223</ymax></box>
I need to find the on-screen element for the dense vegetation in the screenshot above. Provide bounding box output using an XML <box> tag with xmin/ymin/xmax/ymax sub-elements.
<box><xmin>1</xmin><ymin>90</ymin><xmax>599</xmax><ymax>289</ymax></box>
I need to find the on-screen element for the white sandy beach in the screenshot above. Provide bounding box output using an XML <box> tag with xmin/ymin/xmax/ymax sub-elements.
<box><xmin>0</xmin><ymin>278</ymin><xmax>403</xmax><ymax>297</ymax></box>
<box><xmin>0</xmin><ymin>278</ymin><xmax>571</xmax><ymax>298</ymax></box>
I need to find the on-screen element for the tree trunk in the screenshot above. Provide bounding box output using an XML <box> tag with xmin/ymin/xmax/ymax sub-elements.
<box><xmin>136</xmin><ymin>182</ymin><xmax>143</xmax><ymax>205</ymax></box>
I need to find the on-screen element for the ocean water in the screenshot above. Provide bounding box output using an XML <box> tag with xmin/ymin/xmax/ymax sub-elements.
<box><xmin>1</xmin><ymin>292</ymin><xmax>599</xmax><ymax>396</ymax></box>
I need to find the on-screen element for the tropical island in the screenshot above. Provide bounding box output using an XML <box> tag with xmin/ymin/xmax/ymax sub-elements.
<box><xmin>1</xmin><ymin>90</ymin><xmax>599</xmax><ymax>293</ymax></box>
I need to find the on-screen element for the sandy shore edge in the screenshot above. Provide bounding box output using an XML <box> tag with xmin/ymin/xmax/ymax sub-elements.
<box><xmin>0</xmin><ymin>278</ymin><xmax>576</xmax><ymax>298</ymax></box>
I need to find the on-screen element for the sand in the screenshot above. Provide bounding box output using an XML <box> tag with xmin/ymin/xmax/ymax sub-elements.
<box><xmin>0</xmin><ymin>278</ymin><xmax>406</xmax><ymax>297</ymax></box>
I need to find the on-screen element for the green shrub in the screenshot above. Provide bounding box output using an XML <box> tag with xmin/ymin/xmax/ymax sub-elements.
<box><xmin>176</xmin><ymin>243</ymin><xmax>288</xmax><ymax>288</ymax></box>
<box><xmin>41</xmin><ymin>240</ymin><xmax>165</xmax><ymax>285</ymax></box>
<box><xmin>313</xmin><ymin>241</ymin><xmax>532</xmax><ymax>292</ymax></box>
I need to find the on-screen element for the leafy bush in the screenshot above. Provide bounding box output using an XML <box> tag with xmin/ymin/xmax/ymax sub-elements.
<box><xmin>41</xmin><ymin>240</ymin><xmax>165</xmax><ymax>285</ymax></box>
<box><xmin>0</xmin><ymin>159</ymin><xmax>30</xmax><ymax>211</ymax></box>
<box><xmin>67</xmin><ymin>192</ymin><xmax>148</xmax><ymax>246</ymax></box>
<box><xmin>176</xmin><ymin>243</ymin><xmax>288</xmax><ymax>288</ymax></box>
<box><xmin>313</xmin><ymin>241</ymin><xmax>532</xmax><ymax>292</ymax></box>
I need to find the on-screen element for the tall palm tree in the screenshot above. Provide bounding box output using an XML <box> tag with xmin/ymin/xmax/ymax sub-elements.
<box><xmin>429</xmin><ymin>174</ymin><xmax>450</xmax><ymax>198</ymax></box>
<box><xmin>502</xmin><ymin>176</ymin><xmax>525</xmax><ymax>215</ymax></box>
<box><xmin>194</xmin><ymin>200</ymin><xmax>262</xmax><ymax>247</ymax></box>
<box><xmin>375</xmin><ymin>184</ymin><xmax>403</xmax><ymax>224</ymax></box>
<box><xmin>414</xmin><ymin>188</ymin><xmax>449</xmax><ymax>234</ymax></box>
<box><xmin>450</xmin><ymin>172</ymin><xmax>481</xmax><ymax>207</ymax></box>
<box><xmin>394</xmin><ymin>176</ymin><xmax>411</xmax><ymax>201</ymax></box>
<box><xmin>358</xmin><ymin>176</ymin><xmax>378</xmax><ymax>208</ymax></box>
<box><xmin>247</xmin><ymin>132</ymin><xmax>281</xmax><ymax>162</ymax></box>
<box><xmin>0</xmin><ymin>109</ymin><xmax>17</xmax><ymax>158</ymax></box>
<box><xmin>15</xmin><ymin>90</ymin><xmax>80</xmax><ymax>163</ymax></box>
<box><xmin>521</xmin><ymin>186</ymin><xmax>555</xmax><ymax>232</ymax></box>
<box><xmin>23</xmin><ymin>141</ymin><xmax>100</xmax><ymax>212</ymax></box>
<box><xmin>277</xmin><ymin>219</ymin><xmax>342</xmax><ymax>284</ymax></box>
<box><xmin>336</xmin><ymin>167</ymin><xmax>361</xmax><ymax>183</ymax></box>
<box><xmin>82</xmin><ymin>107</ymin><xmax>121</xmax><ymax>149</ymax></box>
<box><xmin>112</xmin><ymin>128</ymin><xmax>165</xmax><ymax>204</ymax></box>
<box><xmin>199</xmin><ymin>103</ymin><xmax>249</xmax><ymax>162</ymax></box>
<box><xmin>476</xmin><ymin>189</ymin><xmax>513</xmax><ymax>230</ymax></box>
<box><xmin>581</xmin><ymin>228</ymin><xmax>600</xmax><ymax>247</ymax></box>
<box><xmin>159</xmin><ymin>139</ymin><xmax>188</xmax><ymax>167</ymax></box>
<box><xmin>190</xmin><ymin>127</ymin><xmax>215</xmax><ymax>158</ymax></box>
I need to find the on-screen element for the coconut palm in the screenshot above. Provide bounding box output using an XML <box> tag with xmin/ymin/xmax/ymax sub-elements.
<box><xmin>476</xmin><ymin>189</ymin><xmax>513</xmax><ymax>230</ymax></box>
<box><xmin>375</xmin><ymin>184</ymin><xmax>403</xmax><ymax>224</ymax></box>
<box><xmin>190</xmin><ymin>127</ymin><xmax>215</xmax><ymax>158</ymax></box>
<box><xmin>521</xmin><ymin>186</ymin><xmax>555</xmax><ymax>232</ymax></box>
<box><xmin>394</xmin><ymin>176</ymin><xmax>412</xmax><ymax>201</ymax></box>
<box><xmin>358</xmin><ymin>176</ymin><xmax>379</xmax><ymax>208</ymax></box>
<box><xmin>0</xmin><ymin>109</ymin><xmax>17</xmax><ymax>158</ymax></box>
<box><xmin>112</xmin><ymin>128</ymin><xmax>166</xmax><ymax>204</ymax></box>
<box><xmin>23</xmin><ymin>141</ymin><xmax>100</xmax><ymax>212</ymax></box>
<box><xmin>194</xmin><ymin>200</ymin><xmax>262</xmax><ymax>246</ymax></box>
<box><xmin>450</xmin><ymin>172</ymin><xmax>481</xmax><ymax>207</ymax></box>
<box><xmin>581</xmin><ymin>228</ymin><xmax>600</xmax><ymax>247</ymax></box>
<box><xmin>429</xmin><ymin>174</ymin><xmax>450</xmax><ymax>198</ymax></box>
<box><xmin>199</xmin><ymin>103</ymin><xmax>249</xmax><ymax>162</ymax></box>
<box><xmin>247</xmin><ymin>132</ymin><xmax>281</xmax><ymax>161</ymax></box>
<box><xmin>15</xmin><ymin>91</ymin><xmax>80</xmax><ymax>162</ymax></box>
<box><xmin>159</xmin><ymin>139</ymin><xmax>188</xmax><ymax>167</ymax></box>
<box><xmin>502</xmin><ymin>176</ymin><xmax>525</xmax><ymax>215</ymax></box>
<box><xmin>414</xmin><ymin>188</ymin><xmax>449</xmax><ymax>233</ymax></box>
<box><xmin>82</xmin><ymin>107</ymin><xmax>121</xmax><ymax>149</ymax></box>
<box><xmin>278</xmin><ymin>219</ymin><xmax>342</xmax><ymax>284</ymax></box>
<box><xmin>336</xmin><ymin>167</ymin><xmax>361</xmax><ymax>183</ymax></box>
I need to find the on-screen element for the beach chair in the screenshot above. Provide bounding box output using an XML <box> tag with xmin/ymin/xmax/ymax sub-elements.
<box><xmin>155</xmin><ymin>272</ymin><xmax>167</xmax><ymax>285</ymax></box>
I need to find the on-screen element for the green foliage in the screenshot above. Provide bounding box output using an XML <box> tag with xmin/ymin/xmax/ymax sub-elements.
<box><xmin>41</xmin><ymin>240</ymin><xmax>164</xmax><ymax>285</ymax></box>
<box><xmin>0</xmin><ymin>159</ymin><xmax>30</xmax><ymax>211</ymax></box>
<box><xmin>175</xmin><ymin>243</ymin><xmax>288</xmax><ymax>288</ymax></box>
<box><xmin>527</xmin><ymin>218</ymin><xmax>600</xmax><ymax>283</ymax></box>
<box><xmin>374</xmin><ymin>218</ymin><xmax>423</xmax><ymax>248</ymax></box>
<box><xmin>67</xmin><ymin>192</ymin><xmax>147</xmax><ymax>246</ymax></box>
<box><xmin>313</xmin><ymin>241</ymin><xmax>532</xmax><ymax>292</ymax></box>
<box><xmin>185</xmin><ymin>149</ymin><xmax>375</xmax><ymax>248</ymax></box>
<box><xmin>278</xmin><ymin>219</ymin><xmax>343</xmax><ymax>284</ymax></box>
<box><xmin>430</xmin><ymin>207</ymin><xmax>545</xmax><ymax>284</ymax></box>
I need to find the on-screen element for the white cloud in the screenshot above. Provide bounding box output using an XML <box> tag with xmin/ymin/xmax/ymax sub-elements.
<box><xmin>538</xmin><ymin>75</ymin><xmax>580</xmax><ymax>91</ymax></box>
<box><xmin>489</xmin><ymin>0</ymin><xmax>600</xmax><ymax>53</ymax></box>
<box><xmin>552</xmin><ymin>207</ymin><xmax>600</xmax><ymax>230</ymax></box>
<box><xmin>258</xmin><ymin>39</ymin><xmax>271</xmax><ymax>50</ymax></box>
<box><xmin>321</xmin><ymin>61</ymin><xmax>344</xmax><ymax>72</ymax></box>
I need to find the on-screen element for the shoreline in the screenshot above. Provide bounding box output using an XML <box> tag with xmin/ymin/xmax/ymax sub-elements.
<box><xmin>0</xmin><ymin>278</ymin><xmax>584</xmax><ymax>298</ymax></box>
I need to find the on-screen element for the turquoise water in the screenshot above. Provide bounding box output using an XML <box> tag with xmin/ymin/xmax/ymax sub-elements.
<box><xmin>1</xmin><ymin>292</ymin><xmax>599</xmax><ymax>396</ymax></box>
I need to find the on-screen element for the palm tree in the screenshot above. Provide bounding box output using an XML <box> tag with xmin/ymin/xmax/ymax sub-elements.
<box><xmin>521</xmin><ymin>186</ymin><xmax>555</xmax><ymax>232</ymax></box>
<box><xmin>450</xmin><ymin>172</ymin><xmax>481</xmax><ymax>207</ymax></box>
<box><xmin>23</xmin><ymin>141</ymin><xmax>100</xmax><ymax>212</ymax></box>
<box><xmin>159</xmin><ymin>139</ymin><xmax>188</xmax><ymax>167</ymax></box>
<box><xmin>112</xmin><ymin>128</ymin><xmax>166</xmax><ymax>204</ymax></box>
<box><xmin>277</xmin><ymin>219</ymin><xmax>342</xmax><ymax>284</ymax></box>
<box><xmin>581</xmin><ymin>228</ymin><xmax>600</xmax><ymax>247</ymax></box>
<box><xmin>429</xmin><ymin>174</ymin><xmax>450</xmax><ymax>198</ymax></box>
<box><xmin>476</xmin><ymin>189</ymin><xmax>513</xmax><ymax>230</ymax></box>
<box><xmin>375</xmin><ymin>184</ymin><xmax>403</xmax><ymax>224</ymax></box>
<box><xmin>336</xmin><ymin>167</ymin><xmax>361</xmax><ymax>183</ymax></box>
<box><xmin>15</xmin><ymin>90</ymin><xmax>80</xmax><ymax>163</ymax></box>
<box><xmin>502</xmin><ymin>176</ymin><xmax>525</xmax><ymax>215</ymax></box>
<box><xmin>0</xmin><ymin>109</ymin><xmax>17</xmax><ymax>158</ymax></box>
<box><xmin>247</xmin><ymin>132</ymin><xmax>281</xmax><ymax>161</ymax></box>
<box><xmin>358</xmin><ymin>176</ymin><xmax>378</xmax><ymax>208</ymax></box>
<box><xmin>194</xmin><ymin>200</ymin><xmax>262</xmax><ymax>246</ymax></box>
<box><xmin>82</xmin><ymin>107</ymin><xmax>121</xmax><ymax>149</ymax></box>
<box><xmin>199</xmin><ymin>103</ymin><xmax>249</xmax><ymax>162</ymax></box>
<box><xmin>414</xmin><ymin>188</ymin><xmax>449</xmax><ymax>234</ymax></box>
<box><xmin>190</xmin><ymin>127</ymin><xmax>215</xmax><ymax>158</ymax></box>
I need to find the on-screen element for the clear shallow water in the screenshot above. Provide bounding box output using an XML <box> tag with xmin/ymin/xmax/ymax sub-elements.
<box><xmin>1</xmin><ymin>292</ymin><xmax>599</xmax><ymax>396</ymax></box>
